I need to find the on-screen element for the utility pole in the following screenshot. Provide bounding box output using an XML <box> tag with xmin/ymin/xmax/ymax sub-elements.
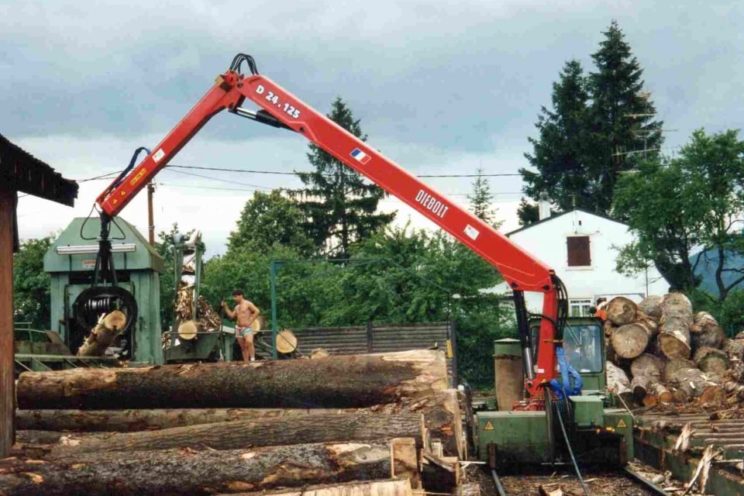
<box><xmin>147</xmin><ymin>182</ymin><xmax>155</xmax><ymax>245</ymax></box>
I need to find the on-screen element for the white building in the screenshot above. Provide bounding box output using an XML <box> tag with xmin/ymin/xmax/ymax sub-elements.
<box><xmin>488</xmin><ymin>208</ymin><xmax>668</xmax><ymax>316</ymax></box>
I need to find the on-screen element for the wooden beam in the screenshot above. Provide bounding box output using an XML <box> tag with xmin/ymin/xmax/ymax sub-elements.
<box><xmin>0</xmin><ymin>185</ymin><xmax>15</xmax><ymax>457</ymax></box>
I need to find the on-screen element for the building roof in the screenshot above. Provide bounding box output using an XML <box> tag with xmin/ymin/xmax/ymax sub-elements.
<box><xmin>0</xmin><ymin>133</ymin><xmax>78</xmax><ymax>206</ymax></box>
<box><xmin>506</xmin><ymin>208</ymin><xmax>627</xmax><ymax>236</ymax></box>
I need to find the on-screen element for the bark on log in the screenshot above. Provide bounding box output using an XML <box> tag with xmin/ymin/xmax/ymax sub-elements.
<box><xmin>606</xmin><ymin>361</ymin><xmax>631</xmax><ymax>401</ymax></box>
<box><xmin>606</xmin><ymin>297</ymin><xmax>638</xmax><ymax>326</ymax></box>
<box><xmin>610</xmin><ymin>321</ymin><xmax>654</xmax><ymax>359</ymax></box>
<box><xmin>0</xmin><ymin>439</ymin><xmax>419</xmax><ymax>496</ymax></box>
<box><xmin>661</xmin><ymin>293</ymin><xmax>693</xmax><ymax>323</ymax></box>
<box><xmin>17</xmin><ymin>350</ymin><xmax>448</xmax><ymax>410</ymax></box>
<box><xmin>77</xmin><ymin>310</ymin><xmax>127</xmax><ymax>357</ymax></box>
<box><xmin>663</xmin><ymin>357</ymin><xmax>696</xmax><ymax>383</ymax></box>
<box><xmin>667</xmin><ymin>367</ymin><xmax>721</xmax><ymax>399</ymax></box>
<box><xmin>658</xmin><ymin>317</ymin><xmax>692</xmax><ymax>359</ymax></box>
<box><xmin>694</xmin><ymin>346</ymin><xmax>730</xmax><ymax>376</ymax></box>
<box><xmin>724</xmin><ymin>338</ymin><xmax>744</xmax><ymax>361</ymax></box>
<box><xmin>643</xmin><ymin>383</ymin><xmax>673</xmax><ymax>407</ymax></box>
<box><xmin>16</xmin><ymin>408</ymin><xmax>365</xmax><ymax>433</ymax></box>
<box><xmin>630</xmin><ymin>353</ymin><xmax>665</xmax><ymax>381</ymax></box>
<box><xmin>638</xmin><ymin>295</ymin><xmax>663</xmax><ymax>322</ymax></box>
<box><xmin>48</xmin><ymin>413</ymin><xmax>424</xmax><ymax>456</ymax></box>
<box><xmin>218</xmin><ymin>479</ymin><xmax>413</xmax><ymax>496</ymax></box>
<box><xmin>691</xmin><ymin>320</ymin><xmax>726</xmax><ymax>351</ymax></box>
<box><xmin>630</xmin><ymin>374</ymin><xmax>652</xmax><ymax>400</ymax></box>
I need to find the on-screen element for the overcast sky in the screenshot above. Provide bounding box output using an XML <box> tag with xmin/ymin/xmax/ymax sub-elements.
<box><xmin>5</xmin><ymin>0</ymin><xmax>744</xmax><ymax>257</ymax></box>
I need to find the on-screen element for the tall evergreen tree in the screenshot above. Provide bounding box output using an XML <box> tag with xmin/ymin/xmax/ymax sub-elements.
<box><xmin>293</xmin><ymin>98</ymin><xmax>394</xmax><ymax>258</ymax></box>
<box><xmin>521</xmin><ymin>60</ymin><xmax>592</xmax><ymax>211</ymax></box>
<box><xmin>521</xmin><ymin>21</ymin><xmax>663</xmax><ymax>215</ymax></box>
<box><xmin>468</xmin><ymin>168</ymin><xmax>499</xmax><ymax>226</ymax></box>
<box><xmin>587</xmin><ymin>20</ymin><xmax>663</xmax><ymax>213</ymax></box>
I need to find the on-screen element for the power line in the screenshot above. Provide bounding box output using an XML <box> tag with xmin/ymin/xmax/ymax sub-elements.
<box><xmin>167</xmin><ymin>164</ymin><xmax>521</xmax><ymax>178</ymax></box>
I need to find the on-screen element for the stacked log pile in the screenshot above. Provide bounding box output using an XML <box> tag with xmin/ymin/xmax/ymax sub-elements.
<box><xmin>175</xmin><ymin>285</ymin><xmax>222</xmax><ymax>331</ymax></box>
<box><xmin>7</xmin><ymin>350</ymin><xmax>463</xmax><ymax>496</ymax></box>
<box><xmin>604</xmin><ymin>294</ymin><xmax>744</xmax><ymax>409</ymax></box>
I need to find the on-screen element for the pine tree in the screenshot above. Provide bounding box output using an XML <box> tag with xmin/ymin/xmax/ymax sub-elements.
<box><xmin>294</xmin><ymin>97</ymin><xmax>394</xmax><ymax>258</ymax></box>
<box><xmin>587</xmin><ymin>20</ymin><xmax>663</xmax><ymax>213</ymax></box>
<box><xmin>521</xmin><ymin>21</ymin><xmax>663</xmax><ymax>215</ymax></box>
<box><xmin>468</xmin><ymin>168</ymin><xmax>500</xmax><ymax>226</ymax></box>
<box><xmin>521</xmin><ymin>60</ymin><xmax>592</xmax><ymax>211</ymax></box>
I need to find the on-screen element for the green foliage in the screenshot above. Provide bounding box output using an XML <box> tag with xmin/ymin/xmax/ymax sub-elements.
<box><xmin>293</xmin><ymin>98</ymin><xmax>394</xmax><ymax>258</ymax></box>
<box><xmin>690</xmin><ymin>288</ymin><xmax>744</xmax><ymax>337</ymax></box>
<box><xmin>615</xmin><ymin>129</ymin><xmax>744</xmax><ymax>298</ymax></box>
<box><xmin>522</xmin><ymin>21</ymin><xmax>662</xmax><ymax>215</ymax></box>
<box><xmin>468</xmin><ymin>168</ymin><xmax>500</xmax><ymax>226</ymax></box>
<box><xmin>200</xmin><ymin>221</ymin><xmax>513</xmax><ymax>388</ymax></box>
<box><xmin>13</xmin><ymin>237</ymin><xmax>53</xmax><ymax>329</ymax></box>
<box><xmin>516</xmin><ymin>198</ymin><xmax>540</xmax><ymax>226</ymax></box>
<box><xmin>228</xmin><ymin>190</ymin><xmax>313</xmax><ymax>256</ymax></box>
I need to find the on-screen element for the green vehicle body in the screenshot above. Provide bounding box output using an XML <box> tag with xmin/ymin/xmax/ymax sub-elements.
<box><xmin>476</xmin><ymin>317</ymin><xmax>633</xmax><ymax>467</ymax></box>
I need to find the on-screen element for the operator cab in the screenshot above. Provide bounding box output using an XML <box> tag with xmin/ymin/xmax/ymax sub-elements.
<box><xmin>530</xmin><ymin>317</ymin><xmax>606</xmax><ymax>393</ymax></box>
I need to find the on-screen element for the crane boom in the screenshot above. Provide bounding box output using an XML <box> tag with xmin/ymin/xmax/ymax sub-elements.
<box><xmin>96</xmin><ymin>54</ymin><xmax>565</xmax><ymax>399</ymax></box>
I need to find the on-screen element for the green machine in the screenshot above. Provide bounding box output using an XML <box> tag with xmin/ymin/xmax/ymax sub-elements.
<box><xmin>44</xmin><ymin>216</ymin><xmax>164</xmax><ymax>364</ymax></box>
<box><xmin>475</xmin><ymin>318</ymin><xmax>633</xmax><ymax>469</ymax></box>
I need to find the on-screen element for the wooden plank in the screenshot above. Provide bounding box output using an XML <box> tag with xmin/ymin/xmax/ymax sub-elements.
<box><xmin>0</xmin><ymin>186</ymin><xmax>14</xmax><ymax>457</ymax></box>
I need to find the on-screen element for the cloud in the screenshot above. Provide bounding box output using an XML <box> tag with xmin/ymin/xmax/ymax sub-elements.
<box><xmin>8</xmin><ymin>0</ymin><xmax>744</xmax><ymax>254</ymax></box>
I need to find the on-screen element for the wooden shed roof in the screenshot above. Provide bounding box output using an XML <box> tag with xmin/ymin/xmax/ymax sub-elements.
<box><xmin>0</xmin><ymin>133</ymin><xmax>78</xmax><ymax>206</ymax></box>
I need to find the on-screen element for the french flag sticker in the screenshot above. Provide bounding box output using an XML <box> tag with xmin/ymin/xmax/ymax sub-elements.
<box><xmin>350</xmin><ymin>148</ymin><xmax>371</xmax><ymax>164</ymax></box>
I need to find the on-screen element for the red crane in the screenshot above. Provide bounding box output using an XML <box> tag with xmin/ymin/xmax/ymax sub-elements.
<box><xmin>93</xmin><ymin>54</ymin><xmax>567</xmax><ymax>401</ymax></box>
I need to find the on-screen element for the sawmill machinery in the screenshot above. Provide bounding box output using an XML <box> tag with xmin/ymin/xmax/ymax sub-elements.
<box><xmin>77</xmin><ymin>52</ymin><xmax>633</xmax><ymax>473</ymax></box>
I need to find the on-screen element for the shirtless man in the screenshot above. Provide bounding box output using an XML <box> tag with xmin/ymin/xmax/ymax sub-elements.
<box><xmin>222</xmin><ymin>290</ymin><xmax>261</xmax><ymax>362</ymax></box>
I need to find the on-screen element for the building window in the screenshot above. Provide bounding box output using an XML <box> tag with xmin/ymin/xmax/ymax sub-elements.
<box><xmin>569</xmin><ymin>299</ymin><xmax>593</xmax><ymax>317</ymax></box>
<box><xmin>567</xmin><ymin>236</ymin><xmax>591</xmax><ymax>267</ymax></box>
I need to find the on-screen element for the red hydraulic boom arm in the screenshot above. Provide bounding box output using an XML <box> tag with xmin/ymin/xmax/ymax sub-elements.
<box><xmin>96</xmin><ymin>54</ymin><xmax>566</xmax><ymax>399</ymax></box>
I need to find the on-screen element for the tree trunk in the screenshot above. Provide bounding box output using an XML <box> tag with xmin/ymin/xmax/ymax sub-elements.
<box><xmin>77</xmin><ymin>310</ymin><xmax>127</xmax><ymax>357</ymax></box>
<box><xmin>606</xmin><ymin>297</ymin><xmax>638</xmax><ymax>326</ymax></box>
<box><xmin>642</xmin><ymin>383</ymin><xmax>673</xmax><ymax>407</ymax></box>
<box><xmin>610</xmin><ymin>321</ymin><xmax>654</xmax><ymax>359</ymax></box>
<box><xmin>17</xmin><ymin>350</ymin><xmax>448</xmax><ymax>410</ymax></box>
<box><xmin>630</xmin><ymin>374</ymin><xmax>651</xmax><ymax>400</ymax></box>
<box><xmin>661</xmin><ymin>293</ymin><xmax>693</xmax><ymax>324</ymax></box>
<box><xmin>724</xmin><ymin>337</ymin><xmax>744</xmax><ymax>361</ymax></box>
<box><xmin>16</xmin><ymin>408</ymin><xmax>366</xmax><ymax>433</ymax></box>
<box><xmin>638</xmin><ymin>295</ymin><xmax>663</xmax><ymax>322</ymax></box>
<box><xmin>47</xmin><ymin>413</ymin><xmax>424</xmax><ymax>456</ymax></box>
<box><xmin>691</xmin><ymin>316</ymin><xmax>726</xmax><ymax>350</ymax></box>
<box><xmin>693</xmin><ymin>346</ymin><xmax>730</xmax><ymax>376</ymax></box>
<box><xmin>667</xmin><ymin>367</ymin><xmax>721</xmax><ymax>399</ymax></box>
<box><xmin>630</xmin><ymin>353</ymin><xmax>665</xmax><ymax>381</ymax></box>
<box><xmin>662</xmin><ymin>357</ymin><xmax>696</xmax><ymax>383</ymax></box>
<box><xmin>658</xmin><ymin>317</ymin><xmax>691</xmax><ymax>359</ymax></box>
<box><xmin>0</xmin><ymin>439</ymin><xmax>419</xmax><ymax>496</ymax></box>
<box><xmin>605</xmin><ymin>361</ymin><xmax>631</xmax><ymax>400</ymax></box>
<box><xmin>217</xmin><ymin>479</ymin><xmax>413</xmax><ymax>496</ymax></box>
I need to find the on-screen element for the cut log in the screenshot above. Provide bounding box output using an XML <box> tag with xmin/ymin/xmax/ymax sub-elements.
<box><xmin>17</xmin><ymin>350</ymin><xmax>448</xmax><ymax>410</ymax></box>
<box><xmin>663</xmin><ymin>357</ymin><xmax>696</xmax><ymax>383</ymax></box>
<box><xmin>610</xmin><ymin>321</ymin><xmax>654</xmax><ymax>359</ymax></box>
<box><xmin>638</xmin><ymin>295</ymin><xmax>663</xmax><ymax>322</ymax></box>
<box><xmin>630</xmin><ymin>353</ymin><xmax>665</xmax><ymax>381</ymax></box>
<box><xmin>658</xmin><ymin>316</ymin><xmax>691</xmax><ymax>359</ymax></box>
<box><xmin>15</xmin><ymin>408</ymin><xmax>366</xmax><ymax>433</ymax></box>
<box><xmin>606</xmin><ymin>297</ymin><xmax>638</xmax><ymax>326</ymax></box>
<box><xmin>690</xmin><ymin>313</ymin><xmax>726</xmax><ymax>350</ymax></box>
<box><xmin>667</xmin><ymin>367</ymin><xmax>721</xmax><ymax>399</ymax></box>
<box><xmin>694</xmin><ymin>346</ymin><xmax>730</xmax><ymax>376</ymax></box>
<box><xmin>606</xmin><ymin>361</ymin><xmax>632</xmax><ymax>404</ymax></box>
<box><xmin>661</xmin><ymin>293</ymin><xmax>693</xmax><ymax>323</ymax></box>
<box><xmin>0</xmin><ymin>439</ymin><xmax>419</xmax><ymax>496</ymax></box>
<box><xmin>48</xmin><ymin>412</ymin><xmax>424</xmax><ymax>456</ymax></box>
<box><xmin>630</xmin><ymin>374</ymin><xmax>652</xmax><ymax>400</ymax></box>
<box><xmin>76</xmin><ymin>310</ymin><xmax>127</xmax><ymax>356</ymax></box>
<box><xmin>724</xmin><ymin>338</ymin><xmax>744</xmax><ymax>361</ymax></box>
<box><xmin>216</xmin><ymin>479</ymin><xmax>413</xmax><ymax>496</ymax></box>
<box><xmin>643</xmin><ymin>383</ymin><xmax>673</xmax><ymax>407</ymax></box>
